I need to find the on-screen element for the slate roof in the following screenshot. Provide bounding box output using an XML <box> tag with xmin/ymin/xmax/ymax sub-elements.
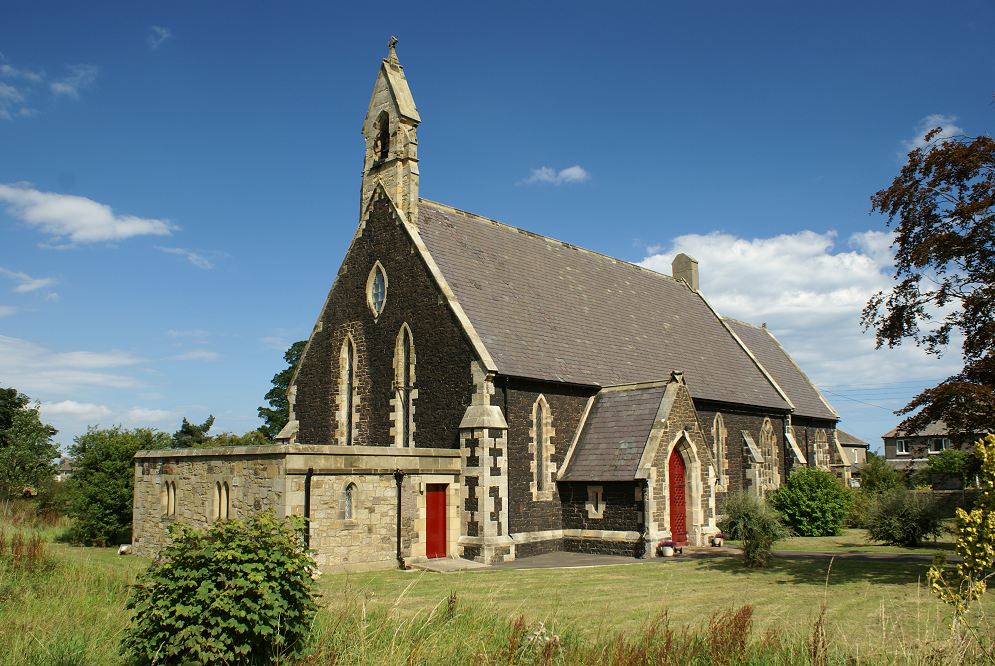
<box><xmin>882</xmin><ymin>421</ymin><xmax>951</xmax><ymax>438</ymax></box>
<box><xmin>416</xmin><ymin>200</ymin><xmax>790</xmax><ymax>412</ymax></box>
<box><xmin>724</xmin><ymin>319</ymin><xmax>838</xmax><ymax>421</ymax></box>
<box><xmin>837</xmin><ymin>429</ymin><xmax>869</xmax><ymax>448</ymax></box>
<box><xmin>558</xmin><ymin>385</ymin><xmax>666</xmax><ymax>482</ymax></box>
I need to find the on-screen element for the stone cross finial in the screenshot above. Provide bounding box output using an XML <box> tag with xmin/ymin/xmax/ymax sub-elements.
<box><xmin>387</xmin><ymin>36</ymin><xmax>399</xmax><ymax>63</ymax></box>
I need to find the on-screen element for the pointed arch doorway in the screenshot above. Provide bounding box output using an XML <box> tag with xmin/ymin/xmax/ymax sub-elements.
<box><xmin>668</xmin><ymin>449</ymin><xmax>688</xmax><ymax>544</ymax></box>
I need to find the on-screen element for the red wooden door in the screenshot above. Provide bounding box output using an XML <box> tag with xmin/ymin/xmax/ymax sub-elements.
<box><xmin>426</xmin><ymin>484</ymin><xmax>447</xmax><ymax>558</ymax></box>
<box><xmin>668</xmin><ymin>450</ymin><xmax>688</xmax><ymax>544</ymax></box>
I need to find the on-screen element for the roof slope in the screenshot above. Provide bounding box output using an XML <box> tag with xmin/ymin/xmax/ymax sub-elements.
<box><xmin>837</xmin><ymin>429</ymin><xmax>869</xmax><ymax>447</ymax></box>
<box><xmin>559</xmin><ymin>385</ymin><xmax>666</xmax><ymax>482</ymax></box>
<box><xmin>724</xmin><ymin>319</ymin><xmax>837</xmax><ymax>421</ymax></box>
<box><xmin>882</xmin><ymin>421</ymin><xmax>950</xmax><ymax>438</ymax></box>
<box><xmin>416</xmin><ymin>200</ymin><xmax>790</xmax><ymax>411</ymax></box>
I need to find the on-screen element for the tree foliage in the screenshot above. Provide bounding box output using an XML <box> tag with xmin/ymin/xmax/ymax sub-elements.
<box><xmin>770</xmin><ymin>467</ymin><xmax>851</xmax><ymax>537</ymax></box>
<box><xmin>859</xmin><ymin>451</ymin><xmax>903</xmax><ymax>494</ymax></box>
<box><xmin>863</xmin><ymin>128</ymin><xmax>995</xmax><ymax>436</ymax></box>
<box><xmin>929</xmin><ymin>435</ymin><xmax>995</xmax><ymax>628</ymax></box>
<box><xmin>257</xmin><ymin>340</ymin><xmax>306</xmax><ymax>439</ymax></box>
<box><xmin>121</xmin><ymin>512</ymin><xmax>319</xmax><ymax>665</ymax></box>
<box><xmin>0</xmin><ymin>387</ymin><xmax>59</xmax><ymax>498</ymax></box>
<box><xmin>171</xmin><ymin>415</ymin><xmax>215</xmax><ymax>448</ymax></box>
<box><xmin>719</xmin><ymin>492</ymin><xmax>788</xmax><ymax>568</ymax></box>
<box><xmin>866</xmin><ymin>488</ymin><xmax>944</xmax><ymax>547</ymax></box>
<box><xmin>66</xmin><ymin>426</ymin><xmax>171</xmax><ymax>546</ymax></box>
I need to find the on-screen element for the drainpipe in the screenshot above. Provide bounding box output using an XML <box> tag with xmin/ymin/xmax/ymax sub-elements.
<box><xmin>394</xmin><ymin>469</ymin><xmax>405</xmax><ymax>569</ymax></box>
<box><xmin>304</xmin><ymin>467</ymin><xmax>314</xmax><ymax>549</ymax></box>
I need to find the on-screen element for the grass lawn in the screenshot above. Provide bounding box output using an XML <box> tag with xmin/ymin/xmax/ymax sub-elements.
<box><xmin>321</xmin><ymin>553</ymin><xmax>993</xmax><ymax>661</ymax></box>
<box><xmin>729</xmin><ymin>528</ymin><xmax>957</xmax><ymax>556</ymax></box>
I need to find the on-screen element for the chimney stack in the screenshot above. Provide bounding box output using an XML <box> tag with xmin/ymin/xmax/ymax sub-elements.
<box><xmin>672</xmin><ymin>253</ymin><xmax>699</xmax><ymax>291</ymax></box>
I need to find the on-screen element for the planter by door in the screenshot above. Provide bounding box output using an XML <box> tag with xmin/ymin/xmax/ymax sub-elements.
<box><xmin>426</xmin><ymin>483</ymin><xmax>447</xmax><ymax>559</ymax></box>
<box><xmin>668</xmin><ymin>450</ymin><xmax>688</xmax><ymax>544</ymax></box>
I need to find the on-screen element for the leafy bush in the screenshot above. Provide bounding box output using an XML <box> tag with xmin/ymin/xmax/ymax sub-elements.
<box><xmin>718</xmin><ymin>492</ymin><xmax>788</xmax><ymax>568</ymax></box>
<box><xmin>859</xmin><ymin>452</ymin><xmax>903</xmax><ymax>494</ymax></box>
<box><xmin>867</xmin><ymin>488</ymin><xmax>944</xmax><ymax>547</ymax></box>
<box><xmin>65</xmin><ymin>427</ymin><xmax>171</xmax><ymax>546</ymax></box>
<box><xmin>770</xmin><ymin>467</ymin><xmax>851</xmax><ymax>536</ymax></box>
<box><xmin>845</xmin><ymin>488</ymin><xmax>877</xmax><ymax>529</ymax></box>
<box><xmin>121</xmin><ymin>512</ymin><xmax>319</xmax><ymax>665</ymax></box>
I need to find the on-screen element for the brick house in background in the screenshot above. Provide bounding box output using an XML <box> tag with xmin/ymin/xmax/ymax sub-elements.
<box><xmin>132</xmin><ymin>42</ymin><xmax>849</xmax><ymax>570</ymax></box>
<box><xmin>882</xmin><ymin>421</ymin><xmax>980</xmax><ymax>471</ymax></box>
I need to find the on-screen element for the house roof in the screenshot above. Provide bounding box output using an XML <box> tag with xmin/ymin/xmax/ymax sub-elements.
<box><xmin>558</xmin><ymin>385</ymin><xmax>667</xmax><ymax>482</ymax></box>
<box><xmin>837</xmin><ymin>429</ymin><xmax>869</xmax><ymax>448</ymax></box>
<box><xmin>415</xmin><ymin>200</ymin><xmax>791</xmax><ymax>412</ymax></box>
<box><xmin>882</xmin><ymin>421</ymin><xmax>950</xmax><ymax>438</ymax></box>
<box><xmin>724</xmin><ymin>319</ymin><xmax>838</xmax><ymax>421</ymax></box>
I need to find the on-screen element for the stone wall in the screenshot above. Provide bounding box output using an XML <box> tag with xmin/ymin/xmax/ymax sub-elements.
<box><xmin>791</xmin><ymin>418</ymin><xmax>841</xmax><ymax>472</ymax></box>
<box><xmin>132</xmin><ymin>448</ymin><xmax>288</xmax><ymax>558</ymax></box>
<box><xmin>294</xmin><ymin>195</ymin><xmax>477</xmax><ymax>449</ymax></box>
<box><xmin>696</xmin><ymin>402</ymin><xmax>788</xmax><ymax>500</ymax></box>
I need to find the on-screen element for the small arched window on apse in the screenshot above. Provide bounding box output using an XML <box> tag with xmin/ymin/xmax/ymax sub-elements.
<box><xmin>532</xmin><ymin>395</ymin><xmax>554</xmax><ymax>499</ymax></box>
<box><xmin>374</xmin><ymin>111</ymin><xmax>390</xmax><ymax>162</ymax></box>
<box><xmin>339</xmin><ymin>336</ymin><xmax>357</xmax><ymax>446</ymax></box>
<box><xmin>394</xmin><ymin>324</ymin><xmax>416</xmax><ymax>447</ymax></box>
<box><xmin>712</xmin><ymin>413</ymin><xmax>727</xmax><ymax>485</ymax></box>
<box><xmin>344</xmin><ymin>483</ymin><xmax>356</xmax><ymax>520</ymax></box>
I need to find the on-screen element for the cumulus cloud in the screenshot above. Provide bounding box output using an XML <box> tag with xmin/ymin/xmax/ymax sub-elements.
<box><xmin>158</xmin><ymin>246</ymin><xmax>213</xmax><ymax>269</ymax></box>
<box><xmin>0</xmin><ymin>183</ymin><xmax>175</xmax><ymax>245</ymax></box>
<box><xmin>523</xmin><ymin>165</ymin><xmax>591</xmax><ymax>185</ymax></box>
<box><xmin>638</xmin><ymin>228</ymin><xmax>961</xmax><ymax>392</ymax></box>
<box><xmin>0</xmin><ymin>266</ymin><xmax>57</xmax><ymax>293</ymax></box>
<box><xmin>171</xmin><ymin>349</ymin><xmax>221</xmax><ymax>361</ymax></box>
<box><xmin>0</xmin><ymin>305</ymin><xmax>14</xmax><ymax>317</ymax></box>
<box><xmin>49</xmin><ymin>64</ymin><xmax>98</xmax><ymax>99</ymax></box>
<box><xmin>125</xmin><ymin>407</ymin><xmax>173</xmax><ymax>423</ymax></box>
<box><xmin>903</xmin><ymin>114</ymin><xmax>964</xmax><ymax>152</ymax></box>
<box><xmin>40</xmin><ymin>400</ymin><xmax>112</xmax><ymax>420</ymax></box>
<box><xmin>147</xmin><ymin>26</ymin><xmax>173</xmax><ymax>50</ymax></box>
<box><xmin>0</xmin><ymin>334</ymin><xmax>144</xmax><ymax>394</ymax></box>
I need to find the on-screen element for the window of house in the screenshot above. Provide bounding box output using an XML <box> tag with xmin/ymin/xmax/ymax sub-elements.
<box><xmin>712</xmin><ymin>413</ymin><xmax>727</xmax><ymax>485</ymax></box>
<box><xmin>393</xmin><ymin>325</ymin><xmax>416</xmax><ymax>447</ymax></box>
<box><xmin>532</xmin><ymin>395</ymin><xmax>554</xmax><ymax>500</ymax></box>
<box><xmin>896</xmin><ymin>439</ymin><xmax>910</xmax><ymax>455</ymax></box>
<box><xmin>367</xmin><ymin>262</ymin><xmax>388</xmax><ymax>318</ymax></box>
<box><xmin>344</xmin><ymin>483</ymin><xmax>356</xmax><ymax>520</ymax></box>
<box><xmin>339</xmin><ymin>337</ymin><xmax>357</xmax><ymax>446</ymax></box>
<box><xmin>929</xmin><ymin>438</ymin><xmax>948</xmax><ymax>453</ymax></box>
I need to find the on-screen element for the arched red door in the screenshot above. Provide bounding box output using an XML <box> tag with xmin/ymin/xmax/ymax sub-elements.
<box><xmin>668</xmin><ymin>449</ymin><xmax>688</xmax><ymax>544</ymax></box>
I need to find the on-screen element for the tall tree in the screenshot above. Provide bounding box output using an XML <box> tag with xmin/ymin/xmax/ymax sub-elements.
<box><xmin>863</xmin><ymin>126</ymin><xmax>995</xmax><ymax>438</ymax></box>
<box><xmin>258</xmin><ymin>340</ymin><xmax>307</xmax><ymax>439</ymax></box>
<box><xmin>172</xmin><ymin>415</ymin><xmax>215</xmax><ymax>448</ymax></box>
<box><xmin>0</xmin><ymin>387</ymin><xmax>59</xmax><ymax>498</ymax></box>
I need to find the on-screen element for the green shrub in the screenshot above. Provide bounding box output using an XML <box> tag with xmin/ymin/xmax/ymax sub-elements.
<box><xmin>121</xmin><ymin>512</ymin><xmax>319</xmax><ymax>665</ymax></box>
<box><xmin>65</xmin><ymin>427</ymin><xmax>171</xmax><ymax>546</ymax></box>
<box><xmin>770</xmin><ymin>467</ymin><xmax>851</xmax><ymax>536</ymax></box>
<box><xmin>845</xmin><ymin>488</ymin><xmax>877</xmax><ymax>528</ymax></box>
<box><xmin>718</xmin><ymin>492</ymin><xmax>788</xmax><ymax>568</ymax></box>
<box><xmin>859</xmin><ymin>452</ymin><xmax>903</xmax><ymax>494</ymax></box>
<box><xmin>866</xmin><ymin>488</ymin><xmax>944</xmax><ymax>547</ymax></box>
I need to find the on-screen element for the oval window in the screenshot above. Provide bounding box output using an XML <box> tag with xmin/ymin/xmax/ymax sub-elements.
<box><xmin>368</xmin><ymin>263</ymin><xmax>387</xmax><ymax>317</ymax></box>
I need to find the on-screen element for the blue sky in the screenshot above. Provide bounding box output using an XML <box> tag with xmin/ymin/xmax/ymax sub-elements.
<box><xmin>1</xmin><ymin>1</ymin><xmax>993</xmax><ymax>451</ymax></box>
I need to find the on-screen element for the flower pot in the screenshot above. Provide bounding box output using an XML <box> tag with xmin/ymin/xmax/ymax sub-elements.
<box><xmin>660</xmin><ymin>546</ymin><xmax>675</xmax><ymax>557</ymax></box>
<box><xmin>712</xmin><ymin>537</ymin><xmax>723</xmax><ymax>547</ymax></box>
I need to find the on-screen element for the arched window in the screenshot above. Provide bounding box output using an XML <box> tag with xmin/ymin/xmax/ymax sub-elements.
<box><xmin>374</xmin><ymin>112</ymin><xmax>390</xmax><ymax>162</ymax></box>
<box><xmin>532</xmin><ymin>395</ymin><xmax>554</xmax><ymax>500</ymax></box>
<box><xmin>339</xmin><ymin>336</ymin><xmax>357</xmax><ymax>446</ymax></box>
<box><xmin>814</xmin><ymin>429</ymin><xmax>830</xmax><ymax>469</ymax></box>
<box><xmin>167</xmin><ymin>481</ymin><xmax>176</xmax><ymax>517</ymax></box>
<box><xmin>712</xmin><ymin>413</ymin><xmax>727</xmax><ymax>486</ymax></box>
<box><xmin>760</xmin><ymin>418</ymin><xmax>779</xmax><ymax>490</ymax></box>
<box><xmin>344</xmin><ymin>483</ymin><xmax>356</xmax><ymax>520</ymax></box>
<box><xmin>393</xmin><ymin>325</ymin><xmax>416</xmax><ymax>447</ymax></box>
<box><xmin>213</xmin><ymin>481</ymin><xmax>220</xmax><ymax>520</ymax></box>
<box><xmin>367</xmin><ymin>262</ymin><xmax>388</xmax><ymax>318</ymax></box>
<box><xmin>161</xmin><ymin>483</ymin><xmax>169</xmax><ymax>516</ymax></box>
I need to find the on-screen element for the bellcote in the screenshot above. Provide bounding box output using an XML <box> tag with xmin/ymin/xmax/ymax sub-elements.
<box><xmin>361</xmin><ymin>37</ymin><xmax>420</xmax><ymax>224</ymax></box>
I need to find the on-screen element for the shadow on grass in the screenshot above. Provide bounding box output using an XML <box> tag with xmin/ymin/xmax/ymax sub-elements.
<box><xmin>695</xmin><ymin>554</ymin><xmax>932</xmax><ymax>587</ymax></box>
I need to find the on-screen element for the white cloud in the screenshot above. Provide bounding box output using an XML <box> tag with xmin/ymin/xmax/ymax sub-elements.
<box><xmin>638</xmin><ymin>228</ymin><xmax>961</xmax><ymax>391</ymax></box>
<box><xmin>147</xmin><ymin>26</ymin><xmax>173</xmax><ymax>50</ymax></box>
<box><xmin>0</xmin><ymin>62</ymin><xmax>44</xmax><ymax>83</ymax></box>
<box><xmin>0</xmin><ymin>81</ymin><xmax>30</xmax><ymax>120</ymax></box>
<box><xmin>0</xmin><ymin>183</ymin><xmax>175</xmax><ymax>244</ymax></box>
<box><xmin>171</xmin><ymin>349</ymin><xmax>221</xmax><ymax>361</ymax></box>
<box><xmin>40</xmin><ymin>400</ymin><xmax>112</xmax><ymax>420</ymax></box>
<box><xmin>158</xmin><ymin>246</ymin><xmax>213</xmax><ymax>269</ymax></box>
<box><xmin>0</xmin><ymin>334</ymin><xmax>144</xmax><ymax>394</ymax></box>
<box><xmin>0</xmin><ymin>266</ymin><xmax>57</xmax><ymax>293</ymax></box>
<box><xmin>49</xmin><ymin>64</ymin><xmax>98</xmax><ymax>99</ymax></box>
<box><xmin>0</xmin><ymin>305</ymin><xmax>14</xmax><ymax>317</ymax></box>
<box><xmin>125</xmin><ymin>407</ymin><xmax>173</xmax><ymax>423</ymax></box>
<box><xmin>902</xmin><ymin>114</ymin><xmax>964</xmax><ymax>152</ymax></box>
<box><xmin>523</xmin><ymin>165</ymin><xmax>591</xmax><ymax>185</ymax></box>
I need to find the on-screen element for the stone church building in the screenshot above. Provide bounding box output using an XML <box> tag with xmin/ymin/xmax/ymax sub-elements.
<box><xmin>132</xmin><ymin>42</ymin><xmax>849</xmax><ymax>570</ymax></box>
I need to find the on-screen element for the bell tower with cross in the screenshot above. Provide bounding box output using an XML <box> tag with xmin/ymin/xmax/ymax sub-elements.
<box><xmin>360</xmin><ymin>37</ymin><xmax>421</xmax><ymax>224</ymax></box>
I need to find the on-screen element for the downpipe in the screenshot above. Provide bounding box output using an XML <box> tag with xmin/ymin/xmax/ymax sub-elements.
<box><xmin>394</xmin><ymin>469</ymin><xmax>405</xmax><ymax>569</ymax></box>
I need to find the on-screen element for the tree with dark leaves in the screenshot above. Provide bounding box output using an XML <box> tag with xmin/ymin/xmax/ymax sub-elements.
<box><xmin>863</xmin><ymin>126</ymin><xmax>995</xmax><ymax>440</ymax></box>
<box><xmin>257</xmin><ymin>340</ymin><xmax>307</xmax><ymax>439</ymax></box>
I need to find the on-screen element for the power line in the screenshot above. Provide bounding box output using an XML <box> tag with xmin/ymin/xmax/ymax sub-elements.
<box><xmin>821</xmin><ymin>390</ymin><xmax>896</xmax><ymax>411</ymax></box>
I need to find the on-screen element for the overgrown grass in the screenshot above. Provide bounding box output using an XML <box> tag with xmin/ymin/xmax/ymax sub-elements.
<box><xmin>1</xmin><ymin>514</ymin><xmax>992</xmax><ymax>664</ymax></box>
<box><xmin>728</xmin><ymin>528</ymin><xmax>956</xmax><ymax>555</ymax></box>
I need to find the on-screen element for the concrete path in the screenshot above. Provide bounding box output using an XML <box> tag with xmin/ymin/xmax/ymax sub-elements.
<box><xmin>410</xmin><ymin>557</ymin><xmax>491</xmax><ymax>573</ymax></box>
